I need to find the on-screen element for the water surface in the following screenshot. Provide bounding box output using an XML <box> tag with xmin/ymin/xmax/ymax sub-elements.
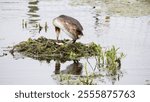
<box><xmin>0</xmin><ymin>0</ymin><xmax>150</xmax><ymax>85</ymax></box>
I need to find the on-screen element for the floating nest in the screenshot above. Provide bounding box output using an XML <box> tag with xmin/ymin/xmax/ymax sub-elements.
<box><xmin>10</xmin><ymin>36</ymin><xmax>103</xmax><ymax>62</ymax></box>
<box><xmin>10</xmin><ymin>36</ymin><xmax>124</xmax><ymax>70</ymax></box>
<box><xmin>9</xmin><ymin>36</ymin><xmax>125</xmax><ymax>85</ymax></box>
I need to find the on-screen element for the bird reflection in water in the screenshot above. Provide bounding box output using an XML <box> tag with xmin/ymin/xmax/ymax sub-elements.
<box><xmin>53</xmin><ymin>59</ymin><xmax>123</xmax><ymax>84</ymax></box>
<box><xmin>54</xmin><ymin>60</ymin><xmax>83</xmax><ymax>75</ymax></box>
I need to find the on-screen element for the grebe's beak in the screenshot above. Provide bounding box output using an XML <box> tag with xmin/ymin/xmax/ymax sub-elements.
<box><xmin>55</xmin><ymin>27</ymin><xmax>60</xmax><ymax>41</ymax></box>
<box><xmin>78</xmin><ymin>34</ymin><xmax>83</xmax><ymax>39</ymax></box>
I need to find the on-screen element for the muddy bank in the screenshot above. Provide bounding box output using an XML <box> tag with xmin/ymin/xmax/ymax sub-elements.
<box><xmin>70</xmin><ymin>0</ymin><xmax>150</xmax><ymax>16</ymax></box>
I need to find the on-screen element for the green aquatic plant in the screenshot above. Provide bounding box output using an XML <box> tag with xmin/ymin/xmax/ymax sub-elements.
<box><xmin>11</xmin><ymin>36</ymin><xmax>124</xmax><ymax>72</ymax></box>
<box><xmin>105</xmin><ymin>46</ymin><xmax>125</xmax><ymax>71</ymax></box>
<box><xmin>10</xmin><ymin>36</ymin><xmax>124</xmax><ymax>85</ymax></box>
<box><xmin>11</xmin><ymin>36</ymin><xmax>105</xmax><ymax>62</ymax></box>
<box><xmin>59</xmin><ymin>73</ymin><xmax>71</xmax><ymax>85</ymax></box>
<box><xmin>79</xmin><ymin>63</ymin><xmax>94</xmax><ymax>85</ymax></box>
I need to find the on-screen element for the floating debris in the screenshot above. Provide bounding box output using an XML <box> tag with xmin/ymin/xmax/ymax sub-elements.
<box><xmin>0</xmin><ymin>53</ymin><xmax>7</xmax><ymax>57</ymax></box>
<box><xmin>38</xmin><ymin>23</ymin><xmax>43</xmax><ymax>33</ymax></box>
<box><xmin>105</xmin><ymin>16</ymin><xmax>110</xmax><ymax>19</ymax></box>
<box><xmin>45</xmin><ymin>22</ymin><xmax>48</xmax><ymax>32</ymax></box>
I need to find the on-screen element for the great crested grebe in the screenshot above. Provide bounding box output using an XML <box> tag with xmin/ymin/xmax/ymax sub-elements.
<box><xmin>53</xmin><ymin>15</ymin><xmax>83</xmax><ymax>43</ymax></box>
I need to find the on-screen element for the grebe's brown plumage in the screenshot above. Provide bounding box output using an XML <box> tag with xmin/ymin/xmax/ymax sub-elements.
<box><xmin>53</xmin><ymin>15</ymin><xmax>83</xmax><ymax>43</ymax></box>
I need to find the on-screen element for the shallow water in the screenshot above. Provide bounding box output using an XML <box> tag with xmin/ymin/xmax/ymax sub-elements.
<box><xmin>0</xmin><ymin>0</ymin><xmax>150</xmax><ymax>85</ymax></box>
